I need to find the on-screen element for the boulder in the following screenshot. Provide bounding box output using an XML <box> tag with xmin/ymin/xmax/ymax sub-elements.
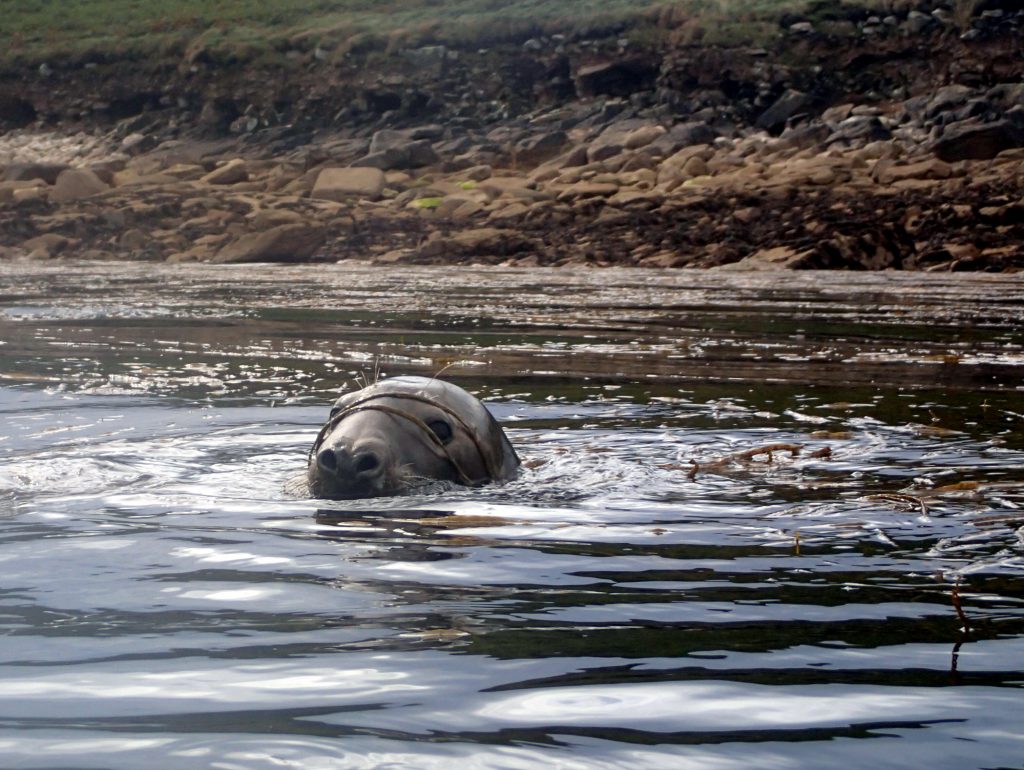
<box><xmin>51</xmin><ymin>168</ymin><xmax>109</xmax><ymax>203</ymax></box>
<box><xmin>311</xmin><ymin>167</ymin><xmax>385</xmax><ymax>201</ymax></box>
<box><xmin>212</xmin><ymin>224</ymin><xmax>325</xmax><ymax>263</ymax></box>
<box><xmin>932</xmin><ymin>120</ymin><xmax>1024</xmax><ymax>161</ymax></box>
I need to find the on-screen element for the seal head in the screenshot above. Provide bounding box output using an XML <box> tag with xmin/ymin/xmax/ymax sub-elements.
<box><xmin>306</xmin><ymin>376</ymin><xmax>519</xmax><ymax>500</ymax></box>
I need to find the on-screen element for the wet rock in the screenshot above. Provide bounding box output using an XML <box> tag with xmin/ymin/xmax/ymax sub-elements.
<box><xmin>311</xmin><ymin>167</ymin><xmax>385</xmax><ymax>201</ymax></box>
<box><xmin>720</xmin><ymin>245</ymin><xmax>812</xmax><ymax>270</ymax></box>
<box><xmin>51</xmin><ymin>168</ymin><xmax>109</xmax><ymax>203</ymax></box>
<box><xmin>211</xmin><ymin>224</ymin><xmax>325</xmax><ymax>263</ymax></box>
<box><xmin>445</xmin><ymin>227</ymin><xmax>532</xmax><ymax>257</ymax></box>
<box><xmin>932</xmin><ymin>120</ymin><xmax>1024</xmax><ymax>161</ymax></box>
<box><xmin>809</xmin><ymin>225</ymin><xmax>915</xmax><ymax>269</ymax></box>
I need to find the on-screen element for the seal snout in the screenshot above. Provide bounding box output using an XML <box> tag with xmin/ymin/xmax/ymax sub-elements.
<box><xmin>316</xmin><ymin>443</ymin><xmax>386</xmax><ymax>485</ymax></box>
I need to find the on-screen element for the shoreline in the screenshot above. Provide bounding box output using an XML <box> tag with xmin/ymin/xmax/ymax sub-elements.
<box><xmin>1</xmin><ymin>5</ymin><xmax>1022</xmax><ymax>272</ymax></box>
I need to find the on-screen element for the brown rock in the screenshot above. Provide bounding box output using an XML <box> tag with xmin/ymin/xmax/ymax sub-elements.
<box><xmin>682</xmin><ymin>156</ymin><xmax>710</xmax><ymax>177</ymax></box>
<box><xmin>23</xmin><ymin>233</ymin><xmax>71</xmax><ymax>258</ymax></box>
<box><xmin>623</xmin><ymin>125</ymin><xmax>666</xmax><ymax>150</ymax></box>
<box><xmin>487</xmin><ymin>202</ymin><xmax>529</xmax><ymax>224</ymax></box>
<box><xmin>718</xmin><ymin>246</ymin><xmax>812</xmax><ymax>271</ymax></box>
<box><xmin>12</xmin><ymin>186</ymin><xmax>48</xmax><ymax>206</ymax></box>
<box><xmin>311</xmin><ymin>167</ymin><xmax>385</xmax><ymax>201</ymax></box>
<box><xmin>663</xmin><ymin>144</ymin><xmax>713</xmax><ymax>169</ymax></box>
<box><xmin>932</xmin><ymin>121</ymin><xmax>1024</xmax><ymax>162</ymax></box>
<box><xmin>51</xmin><ymin>168</ymin><xmax>109</xmax><ymax>203</ymax></box>
<box><xmin>875</xmin><ymin>158</ymin><xmax>952</xmax><ymax>184</ymax></box>
<box><xmin>556</xmin><ymin>182</ymin><xmax>619</xmax><ymax>201</ymax></box>
<box><xmin>201</xmin><ymin>159</ymin><xmax>250</xmax><ymax>185</ymax></box>
<box><xmin>250</xmin><ymin>209</ymin><xmax>305</xmax><ymax>228</ymax></box>
<box><xmin>0</xmin><ymin>179</ymin><xmax>46</xmax><ymax>203</ymax></box>
<box><xmin>608</xmin><ymin>190</ymin><xmax>664</xmax><ymax>209</ymax></box>
<box><xmin>119</xmin><ymin>229</ymin><xmax>150</xmax><ymax>251</ymax></box>
<box><xmin>212</xmin><ymin>224</ymin><xmax>326</xmax><ymax>263</ymax></box>
<box><xmin>452</xmin><ymin>199</ymin><xmax>485</xmax><ymax>219</ymax></box>
<box><xmin>462</xmin><ymin>165</ymin><xmax>493</xmax><ymax>182</ymax></box>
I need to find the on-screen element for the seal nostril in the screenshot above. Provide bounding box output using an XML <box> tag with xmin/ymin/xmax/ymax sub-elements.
<box><xmin>354</xmin><ymin>452</ymin><xmax>380</xmax><ymax>475</ymax></box>
<box><xmin>317</xmin><ymin>448</ymin><xmax>338</xmax><ymax>472</ymax></box>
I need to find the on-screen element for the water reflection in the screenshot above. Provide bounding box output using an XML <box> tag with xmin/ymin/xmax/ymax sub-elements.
<box><xmin>0</xmin><ymin>262</ymin><xmax>1021</xmax><ymax>769</ymax></box>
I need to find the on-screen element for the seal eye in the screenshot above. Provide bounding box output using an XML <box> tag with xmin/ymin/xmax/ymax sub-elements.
<box><xmin>427</xmin><ymin>419</ymin><xmax>453</xmax><ymax>444</ymax></box>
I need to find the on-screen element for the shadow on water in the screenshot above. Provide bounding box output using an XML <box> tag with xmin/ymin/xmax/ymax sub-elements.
<box><xmin>0</xmin><ymin>262</ymin><xmax>1022</xmax><ymax>769</ymax></box>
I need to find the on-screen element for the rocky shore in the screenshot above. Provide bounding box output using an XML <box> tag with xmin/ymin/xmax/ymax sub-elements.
<box><xmin>1</xmin><ymin>1</ymin><xmax>1022</xmax><ymax>270</ymax></box>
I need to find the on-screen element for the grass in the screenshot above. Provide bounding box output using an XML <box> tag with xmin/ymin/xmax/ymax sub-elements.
<box><xmin>0</xmin><ymin>0</ymin><xmax>668</xmax><ymax>65</ymax></box>
<box><xmin>0</xmin><ymin>0</ymin><xmax>938</xmax><ymax>68</ymax></box>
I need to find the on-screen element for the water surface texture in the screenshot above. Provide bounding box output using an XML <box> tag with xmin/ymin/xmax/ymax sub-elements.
<box><xmin>1</xmin><ymin>262</ymin><xmax>1023</xmax><ymax>769</ymax></box>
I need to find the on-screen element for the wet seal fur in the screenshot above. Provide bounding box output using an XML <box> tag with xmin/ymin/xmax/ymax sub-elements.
<box><xmin>304</xmin><ymin>376</ymin><xmax>520</xmax><ymax>500</ymax></box>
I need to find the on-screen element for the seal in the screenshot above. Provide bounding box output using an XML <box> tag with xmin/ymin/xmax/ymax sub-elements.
<box><xmin>305</xmin><ymin>376</ymin><xmax>520</xmax><ymax>500</ymax></box>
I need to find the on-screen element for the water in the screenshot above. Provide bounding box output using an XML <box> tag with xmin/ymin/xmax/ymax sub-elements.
<box><xmin>0</xmin><ymin>261</ymin><xmax>1022</xmax><ymax>769</ymax></box>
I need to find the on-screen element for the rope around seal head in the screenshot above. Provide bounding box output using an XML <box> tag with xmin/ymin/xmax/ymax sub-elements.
<box><xmin>309</xmin><ymin>391</ymin><xmax>500</xmax><ymax>486</ymax></box>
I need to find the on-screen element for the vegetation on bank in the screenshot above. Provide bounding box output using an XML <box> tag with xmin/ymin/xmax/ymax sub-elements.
<box><xmin>0</xmin><ymin>0</ymin><xmax>985</xmax><ymax>68</ymax></box>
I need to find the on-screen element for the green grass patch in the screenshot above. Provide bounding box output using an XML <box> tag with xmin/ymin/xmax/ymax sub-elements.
<box><xmin>0</xmin><ymin>0</ymin><xmax>889</xmax><ymax>68</ymax></box>
<box><xmin>410</xmin><ymin>196</ymin><xmax>444</xmax><ymax>209</ymax></box>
